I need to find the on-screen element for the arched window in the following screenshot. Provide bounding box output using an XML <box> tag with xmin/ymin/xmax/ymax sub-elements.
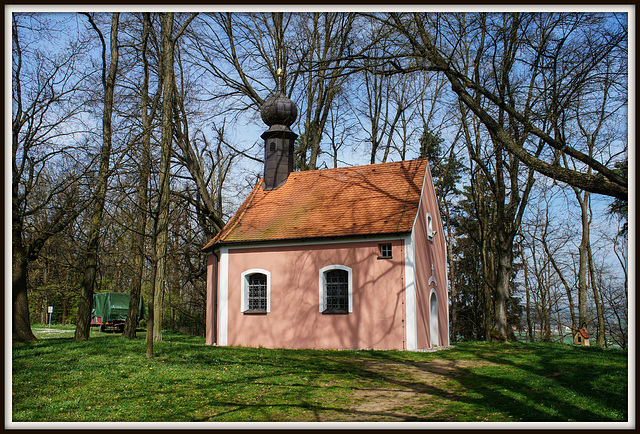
<box><xmin>319</xmin><ymin>265</ymin><xmax>352</xmax><ymax>314</ymax></box>
<box><xmin>241</xmin><ymin>269</ymin><xmax>271</xmax><ymax>313</ymax></box>
<box><xmin>430</xmin><ymin>290</ymin><xmax>439</xmax><ymax>347</ymax></box>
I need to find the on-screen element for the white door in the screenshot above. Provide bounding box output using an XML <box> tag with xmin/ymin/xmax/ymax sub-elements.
<box><xmin>430</xmin><ymin>291</ymin><xmax>439</xmax><ymax>347</ymax></box>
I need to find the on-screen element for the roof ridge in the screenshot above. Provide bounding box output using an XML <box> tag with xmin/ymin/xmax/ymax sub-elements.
<box><xmin>290</xmin><ymin>158</ymin><xmax>427</xmax><ymax>177</ymax></box>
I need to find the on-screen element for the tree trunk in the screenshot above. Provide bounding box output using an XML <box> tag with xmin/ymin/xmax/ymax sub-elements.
<box><xmin>444</xmin><ymin>202</ymin><xmax>458</xmax><ymax>342</ymax></box>
<box><xmin>574</xmin><ymin>189</ymin><xmax>590</xmax><ymax>334</ymax></box>
<box><xmin>307</xmin><ymin>122</ymin><xmax>322</xmax><ymax>170</ymax></box>
<box><xmin>588</xmin><ymin>243</ymin><xmax>605</xmax><ymax>346</ymax></box>
<box><xmin>481</xmin><ymin>238</ymin><xmax>492</xmax><ymax>340</ymax></box>
<box><xmin>523</xmin><ymin>256</ymin><xmax>533</xmax><ymax>342</ymax></box>
<box><xmin>62</xmin><ymin>299</ymin><xmax>68</xmax><ymax>325</ymax></box>
<box><xmin>495</xmin><ymin>245</ymin><xmax>511</xmax><ymax>342</ymax></box>
<box><xmin>11</xmin><ymin>17</ymin><xmax>35</xmax><ymax>343</ymax></box>
<box><xmin>557</xmin><ymin>310</ymin><xmax>563</xmax><ymax>343</ymax></box>
<box><xmin>146</xmin><ymin>195</ymin><xmax>160</xmax><ymax>358</ymax></box>
<box><xmin>124</xmin><ymin>12</ymin><xmax>152</xmax><ymax>340</ymax></box>
<box><xmin>12</xmin><ymin>219</ymin><xmax>37</xmax><ymax>342</ymax></box>
<box><xmin>75</xmin><ymin>13</ymin><xmax>120</xmax><ymax>341</ymax></box>
<box><xmin>542</xmin><ymin>271</ymin><xmax>551</xmax><ymax>343</ymax></box>
<box><xmin>587</xmin><ymin>199</ymin><xmax>605</xmax><ymax>347</ymax></box>
<box><xmin>153</xmin><ymin>12</ymin><xmax>176</xmax><ymax>343</ymax></box>
<box><xmin>146</xmin><ymin>245</ymin><xmax>157</xmax><ymax>358</ymax></box>
<box><xmin>75</xmin><ymin>243</ymin><xmax>98</xmax><ymax>341</ymax></box>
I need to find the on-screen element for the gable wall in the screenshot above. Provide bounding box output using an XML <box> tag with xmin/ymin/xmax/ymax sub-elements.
<box><xmin>218</xmin><ymin>239</ymin><xmax>406</xmax><ymax>350</ymax></box>
<box><xmin>413</xmin><ymin>164</ymin><xmax>450</xmax><ymax>348</ymax></box>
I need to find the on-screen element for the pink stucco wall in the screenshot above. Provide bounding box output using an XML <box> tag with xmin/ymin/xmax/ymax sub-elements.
<box><xmin>220</xmin><ymin>239</ymin><xmax>407</xmax><ymax>350</ymax></box>
<box><xmin>205</xmin><ymin>254</ymin><xmax>218</xmax><ymax>345</ymax></box>
<box><xmin>414</xmin><ymin>165</ymin><xmax>449</xmax><ymax>348</ymax></box>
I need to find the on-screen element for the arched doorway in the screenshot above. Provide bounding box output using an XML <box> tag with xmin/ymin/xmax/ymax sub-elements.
<box><xmin>430</xmin><ymin>291</ymin><xmax>439</xmax><ymax>347</ymax></box>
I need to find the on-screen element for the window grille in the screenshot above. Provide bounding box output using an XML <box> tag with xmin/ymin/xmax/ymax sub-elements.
<box><xmin>324</xmin><ymin>269</ymin><xmax>348</xmax><ymax>313</ymax></box>
<box><xmin>379</xmin><ymin>243</ymin><xmax>392</xmax><ymax>258</ymax></box>
<box><xmin>247</xmin><ymin>273</ymin><xmax>267</xmax><ymax>312</ymax></box>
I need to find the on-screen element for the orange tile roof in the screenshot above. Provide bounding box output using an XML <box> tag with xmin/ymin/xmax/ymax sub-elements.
<box><xmin>203</xmin><ymin>159</ymin><xmax>429</xmax><ymax>250</ymax></box>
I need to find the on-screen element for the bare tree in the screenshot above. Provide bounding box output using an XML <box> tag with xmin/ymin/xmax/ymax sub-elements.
<box><xmin>172</xmin><ymin>50</ymin><xmax>228</xmax><ymax>240</ymax></box>
<box><xmin>521</xmin><ymin>200</ymin><xmax>567</xmax><ymax>343</ymax></box>
<box><xmin>186</xmin><ymin>13</ymin><xmax>359</xmax><ymax>170</ymax></box>
<box><xmin>324</xmin><ymin>95</ymin><xmax>357</xmax><ymax>168</ymax></box>
<box><xmin>75</xmin><ymin>12</ymin><xmax>120</xmax><ymax>341</ymax></box>
<box><xmin>151</xmin><ymin>12</ymin><xmax>198</xmax><ymax>344</ymax></box>
<box><xmin>123</xmin><ymin>12</ymin><xmax>156</xmax><ymax>339</ymax></box>
<box><xmin>541</xmin><ymin>232</ymin><xmax>578</xmax><ymax>334</ymax></box>
<box><xmin>353</xmin><ymin>27</ymin><xmax>405</xmax><ymax>165</ymax></box>
<box><xmin>447</xmin><ymin>13</ymin><xmax>539</xmax><ymax>341</ymax></box>
<box><xmin>13</xmin><ymin>11</ymin><xmax>627</xmax><ymax>348</ymax></box>
<box><xmin>294</xmin><ymin>13</ymin><xmax>358</xmax><ymax>169</ymax></box>
<box><xmin>382</xmin><ymin>12</ymin><xmax>627</xmax><ymax>199</ymax></box>
<box><xmin>185</xmin><ymin>12</ymin><xmax>276</xmax><ymax>111</ymax></box>
<box><xmin>598</xmin><ymin>263</ymin><xmax>627</xmax><ymax>349</ymax></box>
<box><xmin>557</xmin><ymin>35</ymin><xmax>625</xmax><ymax>344</ymax></box>
<box><xmin>12</xmin><ymin>14</ymin><xmax>91</xmax><ymax>342</ymax></box>
<box><xmin>379</xmin><ymin>11</ymin><xmax>628</xmax><ymax>341</ymax></box>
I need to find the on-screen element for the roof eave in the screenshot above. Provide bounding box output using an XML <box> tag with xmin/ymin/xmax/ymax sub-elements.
<box><xmin>203</xmin><ymin>230</ymin><xmax>413</xmax><ymax>253</ymax></box>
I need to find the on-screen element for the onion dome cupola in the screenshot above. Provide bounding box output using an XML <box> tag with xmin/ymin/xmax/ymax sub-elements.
<box><xmin>260</xmin><ymin>91</ymin><xmax>298</xmax><ymax>191</ymax></box>
<box><xmin>261</xmin><ymin>92</ymin><xmax>298</xmax><ymax>128</ymax></box>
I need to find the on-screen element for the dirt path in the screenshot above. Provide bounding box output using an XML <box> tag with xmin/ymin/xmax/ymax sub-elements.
<box><xmin>327</xmin><ymin>355</ymin><xmax>499</xmax><ymax>421</ymax></box>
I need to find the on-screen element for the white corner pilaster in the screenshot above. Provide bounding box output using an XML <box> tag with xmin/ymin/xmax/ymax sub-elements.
<box><xmin>404</xmin><ymin>234</ymin><xmax>417</xmax><ymax>350</ymax></box>
<box><xmin>218</xmin><ymin>247</ymin><xmax>229</xmax><ymax>346</ymax></box>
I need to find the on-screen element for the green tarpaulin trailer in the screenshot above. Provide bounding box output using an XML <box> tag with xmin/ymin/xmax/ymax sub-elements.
<box><xmin>91</xmin><ymin>292</ymin><xmax>144</xmax><ymax>332</ymax></box>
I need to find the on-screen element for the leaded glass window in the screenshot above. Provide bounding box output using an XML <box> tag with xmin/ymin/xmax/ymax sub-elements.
<box><xmin>324</xmin><ymin>269</ymin><xmax>348</xmax><ymax>313</ymax></box>
<box><xmin>247</xmin><ymin>273</ymin><xmax>267</xmax><ymax>312</ymax></box>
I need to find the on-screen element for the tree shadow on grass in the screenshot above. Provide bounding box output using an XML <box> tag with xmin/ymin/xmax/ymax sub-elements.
<box><xmin>12</xmin><ymin>335</ymin><xmax>628</xmax><ymax>423</ymax></box>
<box><xmin>449</xmin><ymin>342</ymin><xmax>628</xmax><ymax>421</ymax></box>
<box><xmin>190</xmin><ymin>400</ymin><xmax>434</xmax><ymax>422</ymax></box>
<box><xmin>360</xmin><ymin>343</ymin><xmax>627</xmax><ymax>422</ymax></box>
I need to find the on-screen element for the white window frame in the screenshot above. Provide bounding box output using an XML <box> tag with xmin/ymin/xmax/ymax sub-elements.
<box><xmin>319</xmin><ymin>265</ymin><xmax>353</xmax><ymax>313</ymax></box>
<box><xmin>378</xmin><ymin>243</ymin><xmax>393</xmax><ymax>259</ymax></box>
<box><xmin>241</xmin><ymin>269</ymin><xmax>271</xmax><ymax>313</ymax></box>
<box><xmin>426</xmin><ymin>213</ymin><xmax>434</xmax><ymax>241</ymax></box>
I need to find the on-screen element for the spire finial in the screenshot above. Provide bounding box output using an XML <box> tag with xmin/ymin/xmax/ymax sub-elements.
<box><xmin>276</xmin><ymin>67</ymin><xmax>284</xmax><ymax>94</ymax></box>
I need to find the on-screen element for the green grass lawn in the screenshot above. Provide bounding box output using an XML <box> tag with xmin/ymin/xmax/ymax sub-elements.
<box><xmin>11</xmin><ymin>325</ymin><xmax>628</xmax><ymax>423</ymax></box>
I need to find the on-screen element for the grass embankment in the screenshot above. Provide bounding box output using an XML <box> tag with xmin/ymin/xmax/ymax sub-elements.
<box><xmin>11</xmin><ymin>325</ymin><xmax>628</xmax><ymax>423</ymax></box>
